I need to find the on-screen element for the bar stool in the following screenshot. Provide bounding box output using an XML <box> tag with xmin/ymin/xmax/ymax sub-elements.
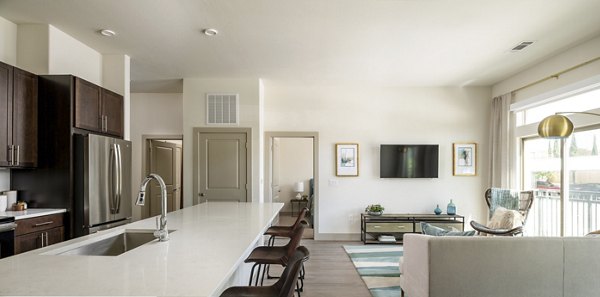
<box><xmin>246</xmin><ymin>221</ymin><xmax>306</xmax><ymax>287</ymax></box>
<box><xmin>220</xmin><ymin>246</ymin><xmax>310</xmax><ymax>297</ymax></box>
<box><xmin>265</xmin><ymin>207</ymin><xmax>308</xmax><ymax>247</ymax></box>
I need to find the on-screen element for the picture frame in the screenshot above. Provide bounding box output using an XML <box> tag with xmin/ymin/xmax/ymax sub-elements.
<box><xmin>335</xmin><ymin>143</ymin><xmax>359</xmax><ymax>176</ymax></box>
<box><xmin>453</xmin><ymin>143</ymin><xmax>477</xmax><ymax>176</ymax></box>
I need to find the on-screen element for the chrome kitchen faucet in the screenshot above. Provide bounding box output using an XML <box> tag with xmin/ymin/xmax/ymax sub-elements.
<box><xmin>136</xmin><ymin>173</ymin><xmax>169</xmax><ymax>242</ymax></box>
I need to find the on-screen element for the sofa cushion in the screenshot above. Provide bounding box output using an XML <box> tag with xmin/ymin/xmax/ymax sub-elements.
<box><xmin>420</xmin><ymin>222</ymin><xmax>475</xmax><ymax>236</ymax></box>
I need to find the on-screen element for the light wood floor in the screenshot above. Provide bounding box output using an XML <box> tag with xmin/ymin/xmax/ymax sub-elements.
<box><xmin>265</xmin><ymin>239</ymin><xmax>372</xmax><ymax>297</ymax></box>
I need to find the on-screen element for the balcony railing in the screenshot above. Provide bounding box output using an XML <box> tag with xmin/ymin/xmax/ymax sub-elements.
<box><xmin>525</xmin><ymin>189</ymin><xmax>600</xmax><ymax>236</ymax></box>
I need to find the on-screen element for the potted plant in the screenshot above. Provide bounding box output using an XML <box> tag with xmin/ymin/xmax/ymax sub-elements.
<box><xmin>365</xmin><ymin>204</ymin><xmax>384</xmax><ymax>216</ymax></box>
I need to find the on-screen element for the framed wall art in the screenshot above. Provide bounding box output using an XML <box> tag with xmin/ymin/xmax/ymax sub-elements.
<box><xmin>453</xmin><ymin>143</ymin><xmax>477</xmax><ymax>176</ymax></box>
<box><xmin>335</xmin><ymin>143</ymin><xmax>359</xmax><ymax>176</ymax></box>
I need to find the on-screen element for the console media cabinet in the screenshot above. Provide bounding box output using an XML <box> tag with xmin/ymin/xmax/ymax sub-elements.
<box><xmin>361</xmin><ymin>213</ymin><xmax>465</xmax><ymax>244</ymax></box>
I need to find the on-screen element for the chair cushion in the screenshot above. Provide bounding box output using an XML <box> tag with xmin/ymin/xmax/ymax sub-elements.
<box><xmin>487</xmin><ymin>207</ymin><xmax>523</xmax><ymax>230</ymax></box>
<box><xmin>420</xmin><ymin>222</ymin><xmax>475</xmax><ymax>236</ymax></box>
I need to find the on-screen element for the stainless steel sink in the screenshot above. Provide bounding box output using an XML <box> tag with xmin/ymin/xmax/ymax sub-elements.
<box><xmin>58</xmin><ymin>230</ymin><xmax>171</xmax><ymax>256</ymax></box>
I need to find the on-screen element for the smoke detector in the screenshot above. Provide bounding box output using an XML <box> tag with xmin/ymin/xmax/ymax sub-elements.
<box><xmin>202</xmin><ymin>28</ymin><xmax>219</xmax><ymax>36</ymax></box>
<box><xmin>99</xmin><ymin>29</ymin><xmax>117</xmax><ymax>37</ymax></box>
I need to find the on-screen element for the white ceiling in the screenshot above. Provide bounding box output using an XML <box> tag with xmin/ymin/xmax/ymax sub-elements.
<box><xmin>2</xmin><ymin>0</ymin><xmax>600</xmax><ymax>90</ymax></box>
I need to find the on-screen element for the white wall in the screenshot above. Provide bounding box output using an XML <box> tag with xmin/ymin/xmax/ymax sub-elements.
<box><xmin>103</xmin><ymin>54</ymin><xmax>131</xmax><ymax>140</ymax></box>
<box><xmin>275</xmin><ymin>138</ymin><xmax>313</xmax><ymax>212</ymax></box>
<box><xmin>48</xmin><ymin>25</ymin><xmax>103</xmax><ymax>85</ymax></box>
<box><xmin>0</xmin><ymin>16</ymin><xmax>17</xmax><ymax>65</ymax></box>
<box><xmin>264</xmin><ymin>82</ymin><xmax>491</xmax><ymax>236</ymax></box>
<box><xmin>182</xmin><ymin>78</ymin><xmax>262</xmax><ymax>206</ymax></box>
<box><xmin>16</xmin><ymin>24</ymin><xmax>49</xmax><ymax>74</ymax></box>
<box><xmin>493</xmin><ymin>35</ymin><xmax>600</xmax><ymax>102</ymax></box>
<box><xmin>130</xmin><ymin>93</ymin><xmax>183</xmax><ymax>220</ymax></box>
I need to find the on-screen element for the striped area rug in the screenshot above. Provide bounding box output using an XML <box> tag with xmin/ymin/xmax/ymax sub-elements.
<box><xmin>343</xmin><ymin>245</ymin><xmax>403</xmax><ymax>297</ymax></box>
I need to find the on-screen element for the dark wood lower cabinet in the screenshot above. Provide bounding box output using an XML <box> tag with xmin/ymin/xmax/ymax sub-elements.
<box><xmin>15</xmin><ymin>227</ymin><xmax>64</xmax><ymax>254</ymax></box>
<box><xmin>14</xmin><ymin>213</ymin><xmax>65</xmax><ymax>254</ymax></box>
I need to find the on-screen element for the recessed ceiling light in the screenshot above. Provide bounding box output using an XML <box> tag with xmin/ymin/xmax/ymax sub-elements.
<box><xmin>99</xmin><ymin>29</ymin><xmax>117</xmax><ymax>37</ymax></box>
<box><xmin>202</xmin><ymin>28</ymin><xmax>219</xmax><ymax>36</ymax></box>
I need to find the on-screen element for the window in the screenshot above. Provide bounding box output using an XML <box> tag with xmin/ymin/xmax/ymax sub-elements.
<box><xmin>518</xmin><ymin>87</ymin><xmax>600</xmax><ymax>236</ymax></box>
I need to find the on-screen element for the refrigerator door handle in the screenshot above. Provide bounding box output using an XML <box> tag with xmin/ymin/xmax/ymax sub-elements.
<box><xmin>115</xmin><ymin>143</ymin><xmax>122</xmax><ymax>214</ymax></box>
<box><xmin>108</xmin><ymin>144</ymin><xmax>116</xmax><ymax>214</ymax></box>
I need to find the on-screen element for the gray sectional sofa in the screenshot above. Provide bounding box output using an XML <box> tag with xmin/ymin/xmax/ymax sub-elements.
<box><xmin>400</xmin><ymin>234</ymin><xmax>600</xmax><ymax>297</ymax></box>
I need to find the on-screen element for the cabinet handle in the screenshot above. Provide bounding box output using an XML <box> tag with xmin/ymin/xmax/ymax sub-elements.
<box><xmin>40</xmin><ymin>232</ymin><xmax>45</xmax><ymax>247</ymax></box>
<box><xmin>34</xmin><ymin>221</ymin><xmax>54</xmax><ymax>227</ymax></box>
<box><xmin>7</xmin><ymin>145</ymin><xmax>13</xmax><ymax>166</ymax></box>
<box><xmin>105</xmin><ymin>116</ymin><xmax>108</xmax><ymax>132</ymax></box>
<box><xmin>397</xmin><ymin>226</ymin><xmax>406</xmax><ymax>229</ymax></box>
<box><xmin>16</xmin><ymin>145</ymin><xmax>20</xmax><ymax>166</ymax></box>
<box><xmin>373</xmin><ymin>225</ymin><xmax>381</xmax><ymax>228</ymax></box>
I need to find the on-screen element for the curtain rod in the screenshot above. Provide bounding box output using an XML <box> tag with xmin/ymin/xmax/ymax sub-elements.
<box><xmin>511</xmin><ymin>56</ymin><xmax>600</xmax><ymax>94</ymax></box>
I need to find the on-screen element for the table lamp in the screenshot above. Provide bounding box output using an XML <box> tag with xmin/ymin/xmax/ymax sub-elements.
<box><xmin>294</xmin><ymin>182</ymin><xmax>304</xmax><ymax>199</ymax></box>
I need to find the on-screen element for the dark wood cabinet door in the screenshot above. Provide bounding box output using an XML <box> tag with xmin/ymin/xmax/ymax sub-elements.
<box><xmin>15</xmin><ymin>231</ymin><xmax>42</xmax><ymax>254</ymax></box>
<box><xmin>45</xmin><ymin>226</ymin><xmax>64</xmax><ymax>246</ymax></box>
<box><xmin>12</xmin><ymin>67</ymin><xmax>38</xmax><ymax>167</ymax></box>
<box><xmin>74</xmin><ymin>77</ymin><xmax>101</xmax><ymax>132</ymax></box>
<box><xmin>0</xmin><ymin>62</ymin><xmax>13</xmax><ymax>167</ymax></box>
<box><xmin>101</xmin><ymin>88</ymin><xmax>124</xmax><ymax>137</ymax></box>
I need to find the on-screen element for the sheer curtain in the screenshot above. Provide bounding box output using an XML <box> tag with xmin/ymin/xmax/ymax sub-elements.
<box><xmin>488</xmin><ymin>93</ymin><xmax>512</xmax><ymax>188</ymax></box>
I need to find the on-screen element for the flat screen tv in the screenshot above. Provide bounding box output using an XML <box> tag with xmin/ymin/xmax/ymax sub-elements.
<box><xmin>380</xmin><ymin>144</ymin><xmax>439</xmax><ymax>178</ymax></box>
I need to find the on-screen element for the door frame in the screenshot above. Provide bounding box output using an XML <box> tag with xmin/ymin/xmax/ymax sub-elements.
<box><xmin>192</xmin><ymin>127</ymin><xmax>252</xmax><ymax>205</ymax></box>
<box><xmin>141</xmin><ymin>134</ymin><xmax>183</xmax><ymax>218</ymax></box>
<box><xmin>264</xmin><ymin>132</ymin><xmax>319</xmax><ymax>239</ymax></box>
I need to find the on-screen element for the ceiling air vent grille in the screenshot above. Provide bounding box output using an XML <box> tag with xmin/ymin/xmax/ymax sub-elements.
<box><xmin>206</xmin><ymin>93</ymin><xmax>239</xmax><ymax>125</ymax></box>
<box><xmin>511</xmin><ymin>41</ymin><xmax>535</xmax><ymax>52</ymax></box>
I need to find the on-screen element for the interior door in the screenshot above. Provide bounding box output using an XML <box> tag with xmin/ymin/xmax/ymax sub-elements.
<box><xmin>196</xmin><ymin>132</ymin><xmax>248</xmax><ymax>203</ymax></box>
<box><xmin>271</xmin><ymin>137</ymin><xmax>281</xmax><ymax>201</ymax></box>
<box><xmin>148</xmin><ymin>140</ymin><xmax>182</xmax><ymax>216</ymax></box>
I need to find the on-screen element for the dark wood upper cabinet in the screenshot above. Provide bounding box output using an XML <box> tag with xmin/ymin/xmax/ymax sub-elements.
<box><xmin>0</xmin><ymin>61</ymin><xmax>37</xmax><ymax>168</ymax></box>
<box><xmin>74</xmin><ymin>77</ymin><xmax>101</xmax><ymax>132</ymax></box>
<box><xmin>101</xmin><ymin>88</ymin><xmax>124</xmax><ymax>137</ymax></box>
<box><xmin>12</xmin><ymin>68</ymin><xmax>38</xmax><ymax>167</ymax></box>
<box><xmin>73</xmin><ymin>77</ymin><xmax>123</xmax><ymax>138</ymax></box>
<box><xmin>0</xmin><ymin>62</ymin><xmax>12</xmax><ymax>167</ymax></box>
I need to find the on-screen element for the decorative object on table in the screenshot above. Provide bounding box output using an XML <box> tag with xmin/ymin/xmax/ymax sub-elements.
<box><xmin>447</xmin><ymin>199</ymin><xmax>456</xmax><ymax>215</ymax></box>
<box><xmin>537</xmin><ymin>112</ymin><xmax>600</xmax><ymax>139</ymax></box>
<box><xmin>378</xmin><ymin>235</ymin><xmax>396</xmax><ymax>242</ymax></box>
<box><xmin>3</xmin><ymin>191</ymin><xmax>17</xmax><ymax>211</ymax></box>
<box><xmin>14</xmin><ymin>201</ymin><xmax>27</xmax><ymax>211</ymax></box>
<box><xmin>434</xmin><ymin>204</ymin><xmax>442</xmax><ymax>215</ymax></box>
<box><xmin>453</xmin><ymin>143</ymin><xmax>477</xmax><ymax>176</ymax></box>
<box><xmin>420</xmin><ymin>222</ymin><xmax>475</xmax><ymax>236</ymax></box>
<box><xmin>365</xmin><ymin>204</ymin><xmax>384</xmax><ymax>216</ymax></box>
<box><xmin>470</xmin><ymin>188</ymin><xmax>534</xmax><ymax>236</ymax></box>
<box><xmin>301</xmin><ymin>194</ymin><xmax>308</xmax><ymax>200</ymax></box>
<box><xmin>344</xmin><ymin>245</ymin><xmax>403</xmax><ymax>297</ymax></box>
<box><xmin>293</xmin><ymin>181</ymin><xmax>304</xmax><ymax>199</ymax></box>
<box><xmin>335</xmin><ymin>143</ymin><xmax>359</xmax><ymax>176</ymax></box>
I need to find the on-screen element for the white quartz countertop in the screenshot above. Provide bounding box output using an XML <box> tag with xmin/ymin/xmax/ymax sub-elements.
<box><xmin>0</xmin><ymin>208</ymin><xmax>67</xmax><ymax>220</ymax></box>
<box><xmin>0</xmin><ymin>202</ymin><xmax>283</xmax><ymax>296</ymax></box>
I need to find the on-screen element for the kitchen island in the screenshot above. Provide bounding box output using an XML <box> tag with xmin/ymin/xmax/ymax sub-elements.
<box><xmin>0</xmin><ymin>202</ymin><xmax>283</xmax><ymax>296</ymax></box>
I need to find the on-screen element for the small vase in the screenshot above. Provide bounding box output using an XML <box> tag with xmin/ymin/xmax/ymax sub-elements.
<box><xmin>434</xmin><ymin>205</ymin><xmax>442</xmax><ymax>215</ymax></box>
<box><xmin>368</xmin><ymin>211</ymin><xmax>382</xmax><ymax>216</ymax></box>
<box><xmin>447</xmin><ymin>199</ymin><xmax>456</xmax><ymax>215</ymax></box>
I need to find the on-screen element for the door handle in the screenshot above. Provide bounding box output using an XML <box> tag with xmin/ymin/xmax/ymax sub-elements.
<box><xmin>108</xmin><ymin>144</ymin><xmax>116</xmax><ymax>214</ymax></box>
<box><xmin>115</xmin><ymin>144</ymin><xmax>122</xmax><ymax>213</ymax></box>
<box><xmin>199</xmin><ymin>193</ymin><xmax>205</xmax><ymax>197</ymax></box>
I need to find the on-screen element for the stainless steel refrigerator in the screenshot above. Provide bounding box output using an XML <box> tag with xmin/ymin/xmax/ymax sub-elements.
<box><xmin>74</xmin><ymin>134</ymin><xmax>132</xmax><ymax>237</ymax></box>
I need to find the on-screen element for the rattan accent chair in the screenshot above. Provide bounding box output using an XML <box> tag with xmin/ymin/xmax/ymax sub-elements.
<box><xmin>470</xmin><ymin>188</ymin><xmax>534</xmax><ymax>236</ymax></box>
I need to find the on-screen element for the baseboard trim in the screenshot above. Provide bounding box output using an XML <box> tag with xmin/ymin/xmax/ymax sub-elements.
<box><xmin>315</xmin><ymin>233</ymin><xmax>361</xmax><ymax>241</ymax></box>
